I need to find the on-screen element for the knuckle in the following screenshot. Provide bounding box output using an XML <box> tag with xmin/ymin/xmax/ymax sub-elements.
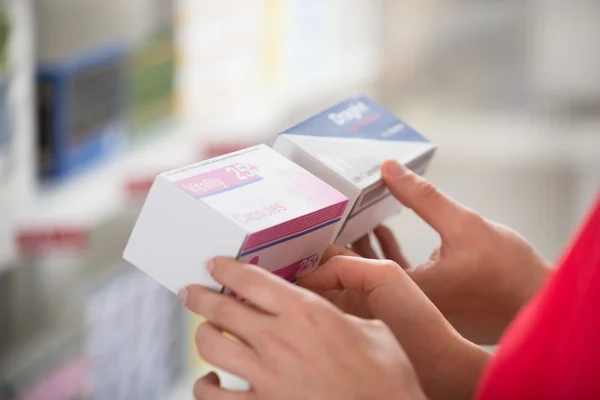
<box><xmin>236</xmin><ymin>264</ymin><xmax>262</xmax><ymax>289</ymax></box>
<box><xmin>413</xmin><ymin>177</ymin><xmax>439</xmax><ymax>201</ymax></box>
<box><xmin>458</xmin><ymin>210</ymin><xmax>491</xmax><ymax>241</ymax></box>
<box><xmin>380</xmin><ymin>259</ymin><xmax>401</xmax><ymax>272</ymax></box>
<box><xmin>195</xmin><ymin>325</ymin><xmax>218</xmax><ymax>357</ymax></box>
<box><xmin>291</xmin><ymin>295</ymin><xmax>327</xmax><ymax>324</ymax></box>
<box><xmin>213</xmin><ymin>299</ymin><xmax>237</xmax><ymax>325</ymax></box>
<box><xmin>194</xmin><ymin>323</ymin><xmax>212</xmax><ymax>344</ymax></box>
<box><xmin>364</xmin><ymin>319</ymin><xmax>394</xmax><ymax>338</ymax></box>
<box><xmin>376</xmin><ymin>260</ymin><xmax>403</xmax><ymax>280</ymax></box>
<box><xmin>369</xmin><ymin>319</ymin><xmax>389</xmax><ymax>331</ymax></box>
<box><xmin>464</xmin><ymin>209</ymin><xmax>487</xmax><ymax>228</ymax></box>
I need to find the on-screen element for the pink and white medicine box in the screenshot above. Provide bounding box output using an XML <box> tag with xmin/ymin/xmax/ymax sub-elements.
<box><xmin>123</xmin><ymin>144</ymin><xmax>348</xmax><ymax>295</ymax></box>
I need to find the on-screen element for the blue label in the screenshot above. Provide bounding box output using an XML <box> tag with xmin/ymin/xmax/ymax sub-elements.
<box><xmin>282</xmin><ymin>94</ymin><xmax>428</xmax><ymax>142</ymax></box>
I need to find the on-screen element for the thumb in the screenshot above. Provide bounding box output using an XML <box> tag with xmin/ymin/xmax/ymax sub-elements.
<box><xmin>382</xmin><ymin>160</ymin><xmax>471</xmax><ymax>240</ymax></box>
<box><xmin>297</xmin><ymin>255</ymin><xmax>404</xmax><ymax>294</ymax></box>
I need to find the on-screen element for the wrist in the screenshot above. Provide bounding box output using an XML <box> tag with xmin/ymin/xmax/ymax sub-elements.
<box><xmin>422</xmin><ymin>329</ymin><xmax>491</xmax><ymax>400</ymax></box>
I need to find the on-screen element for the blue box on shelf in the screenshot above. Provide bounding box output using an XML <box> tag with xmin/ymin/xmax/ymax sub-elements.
<box><xmin>37</xmin><ymin>45</ymin><xmax>128</xmax><ymax>181</ymax></box>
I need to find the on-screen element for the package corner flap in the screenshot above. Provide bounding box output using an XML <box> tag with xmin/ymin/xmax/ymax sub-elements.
<box><xmin>272</xmin><ymin>134</ymin><xmax>359</xmax><ymax>195</ymax></box>
<box><xmin>123</xmin><ymin>174</ymin><xmax>246</xmax><ymax>294</ymax></box>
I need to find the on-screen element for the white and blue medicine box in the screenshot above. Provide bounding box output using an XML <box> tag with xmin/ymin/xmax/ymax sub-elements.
<box><xmin>37</xmin><ymin>45</ymin><xmax>128</xmax><ymax>180</ymax></box>
<box><xmin>273</xmin><ymin>94</ymin><xmax>436</xmax><ymax>246</ymax></box>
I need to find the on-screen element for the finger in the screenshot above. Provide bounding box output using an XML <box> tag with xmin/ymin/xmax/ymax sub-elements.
<box><xmin>194</xmin><ymin>372</ymin><xmax>255</xmax><ymax>400</ymax></box>
<box><xmin>182</xmin><ymin>285</ymin><xmax>270</xmax><ymax>344</ymax></box>
<box><xmin>320</xmin><ymin>244</ymin><xmax>359</xmax><ymax>265</ymax></box>
<box><xmin>209</xmin><ymin>257</ymin><xmax>308</xmax><ymax>315</ymax></box>
<box><xmin>195</xmin><ymin>322</ymin><xmax>260</xmax><ymax>381</ymax></box>
<box><xmin>373</xmin><ymin>226</ymin><xmax>412</xmax><ymax>269</ymax></box>
<box><xmin>351</xmin><ymin>234</ymin><xmax>378</xmax><ymax>259</ymax></box>
<box><xmin>297</xmin><ymin>255</ymin><xmax>402</xmax><ymax>294</ymax></box>
<box><xmin>381</xmin><ymin>160</ymin><xmax>472</xmax><ymax>240</ymax></box>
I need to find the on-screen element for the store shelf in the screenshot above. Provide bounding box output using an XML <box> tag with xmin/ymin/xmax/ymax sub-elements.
<box><xmin>395</xmin><ymin>100</ymin><xmax>600</xmax><ymax>167</ymax></box>
<box><xmin>14</xmin><ymin>127</ymin><xmax>202</xmax><ymax>229</ymax></box>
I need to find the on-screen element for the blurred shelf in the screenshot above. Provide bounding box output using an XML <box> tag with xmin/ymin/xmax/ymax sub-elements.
<box><xmin>395</xmin><ymin>100</ymin><xmax>600</xmax><ymax>167</ymax></box>
<box><xmin>15</xmin><ymin>127</ymin><xmax>203</xmax><ymax>230</ymax></box>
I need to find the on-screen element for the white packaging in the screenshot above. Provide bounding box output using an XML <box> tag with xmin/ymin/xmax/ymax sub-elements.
<box><xmin>273</xmin><ymin>94</ymin><xmax>436</xmax><ymax>246</ymax></box>
<box><xmin>124</xmin><ymin>144</ymin><xmax>348</xmax><ymax>295</ymax></box>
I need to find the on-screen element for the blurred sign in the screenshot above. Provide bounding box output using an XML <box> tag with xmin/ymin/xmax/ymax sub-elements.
<box><xmin>16</xmin><ymin>227</ymin><xmax>88</xmax><ymax>255</ymax></box>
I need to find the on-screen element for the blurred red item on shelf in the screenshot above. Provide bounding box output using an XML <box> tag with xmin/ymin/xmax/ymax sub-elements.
<box><xmin>125</xmin><ymin>177</ymin><xmax>156</xmax><ymax>201</ymax></box>
<box><xmin>202</xmin><ymin>142</ymin><xmax>254</xmax><ymax>159</ymax></box>
<box><xmin>16</xmin><ymin>227</ymin><xmax>89</xmax><ymax>255</ymax></box>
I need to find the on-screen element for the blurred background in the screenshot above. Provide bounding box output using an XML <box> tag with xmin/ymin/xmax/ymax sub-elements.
<box><xmin>0</xmin><ymin>0</ymin><xmax>598</xmax><ymax>398</ymax></box>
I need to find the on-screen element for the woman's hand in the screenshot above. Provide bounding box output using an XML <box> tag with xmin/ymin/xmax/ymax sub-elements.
<box><xmin>351</xmin><ymin>160</ymin><xmax>553</xmax><ymax>345</ymax></box>
<box><xmin>298</xmin><ymin>248</ymin><xmax>490</xmax><ymax>400</ymax></box>
<box><xmin>179</xmin><ymin>257</ymin><xmax>427</xmax><ymax>400</ymax></box>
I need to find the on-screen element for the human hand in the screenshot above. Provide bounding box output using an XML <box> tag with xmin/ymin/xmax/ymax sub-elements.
<box><xmin>352</xmin><ymin>160</ymin><xmax>553</xmax><ymax>345</ymax></box>
<box><xmin>298</xmin><ymin>248</ymin><xmax>490</xmax><ymax>400</ymax></box>
<box><xmin>179</xmin><ymin>257</ymin><xmax>427</xmax><ymax>400</ymax></box>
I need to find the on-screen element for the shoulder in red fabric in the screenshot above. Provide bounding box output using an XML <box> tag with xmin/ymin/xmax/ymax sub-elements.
<box><xmin>478</xmin><ymin>194</ymin><xmax>600</xmax><ymax>400</ymax></box>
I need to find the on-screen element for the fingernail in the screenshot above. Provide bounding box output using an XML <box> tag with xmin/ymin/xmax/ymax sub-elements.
<box><xmin>206</xmin><ymin>258</ymin><xmax>215</xmax><ymax>274</ymax></box>
<box><xmin>383</xmin><ymin>160</ymin><xmax>406</xmax><ymax>178</ymax></box>
<box><xmin>177</xmin><ymin>288</ymin><xmax>188</xmax><ymax>305</ymax></box>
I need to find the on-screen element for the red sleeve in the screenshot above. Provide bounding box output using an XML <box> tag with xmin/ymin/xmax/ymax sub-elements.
<box><xmin>477</xmin><ymin>193</ymin><xmax>600</xmax><ymax>400</ymax></box>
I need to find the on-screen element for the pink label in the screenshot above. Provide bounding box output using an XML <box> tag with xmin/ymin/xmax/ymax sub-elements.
<box><xmin>224</xmin><ymin>254</ymin><xmax>320</xmax><ymax>302</ymax></box>
<box><xmin>272</xmin><ymin>254</ymin><xmax>320</xmax><ymax>280</ymax></box>
<box><xmin>241</xmin><ymin>201</ymin><xmax>347</xmax><ymax>252</ymax></box>
<box><xmin>176</xmin><ymin>163</ymin><xmax>262</xmax><ymax>198</ymax></box>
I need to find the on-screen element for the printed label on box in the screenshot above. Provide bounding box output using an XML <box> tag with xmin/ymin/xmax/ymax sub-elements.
<box><xmin>283</xmin><ymin>94</ymin><xmax>429</xmax><ymax>143</ymax></box>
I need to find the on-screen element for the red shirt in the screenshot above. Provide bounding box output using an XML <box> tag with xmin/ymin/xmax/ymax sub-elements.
<box><xmin>478</xmin><ymin>193</ymin><xmax>600</xmax><ymax>400</ymax></box>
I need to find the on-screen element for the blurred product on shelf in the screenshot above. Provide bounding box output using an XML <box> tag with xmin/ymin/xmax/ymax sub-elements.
<box><xmin>273</xmin><ymin>94</ymin><xmax>436</xmax><ymax>245</ymax></box>
<box><xmin>34</xmin><ymin>0</ymin><xmax>179</xmax><ymax>180</ymax></box>
<box><xmin>37</xmin><ymin>45</ymin><xmax>128</xmax><ymax>181</ymax></box>
<box><xmin>122</xmin><ymin>0</ymin><xmax>176</xmax><ymax>140</ymax></box>
<box><xmin>0</xmin><ymin>269</ymin><xmax>10</xmax><ymax>356</ymax></box>
<box><xmin>0</xmin><ymin>0</ymin><xmax>35</xmax><ymax>267</ymax></box>
<box><xmin>0</xmin><ymin>328</ymin><xmax>88</xmax><ymax>400</ymax></box>
<box><xmin>34</xmin><ymin>0</ymin><xmax>132</xmax><ymax>181</ymax></box>
<box><xmin>175</xmin><ymin>0</ymin><xmax>269</xmax><ymax>130</ymax></box>
<box><xmin>124</xmin><ymin>144</ymin><xmax>348</xmax><ymax>295</ymax></box>
<box><xmin>84</xmin><ymin>265</ymin><xmax>184</xmax><ymax>400</ymax></box>
<box><xmin>279</xmin><ymin>0</ymin><xmax>380</xmax><ymax>97</ymax></box>
<box><xmin>1</xmin><ymin>263</ymin><xmax>185</xmax><ymax>400</ymax></box>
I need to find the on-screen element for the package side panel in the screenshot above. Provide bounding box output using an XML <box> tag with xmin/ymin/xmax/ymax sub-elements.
<box><xmin>335</xmin><ymin>194</ymin><xmax>401</xmax><ymax>246</ymax></box>
<box><xmin>334</xmin><ymin>147</ymin><xmax>436</xmax><ymax>246</ymax></box>
<box><xmin>272</xmin><ymin>135</ymin><xmax>359</xmax><ymax>239</ymax></box>
<box><xmin>123</xmin><ymin>177</ymin><xmax>247</xmax><ymax>294</ymax></box>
